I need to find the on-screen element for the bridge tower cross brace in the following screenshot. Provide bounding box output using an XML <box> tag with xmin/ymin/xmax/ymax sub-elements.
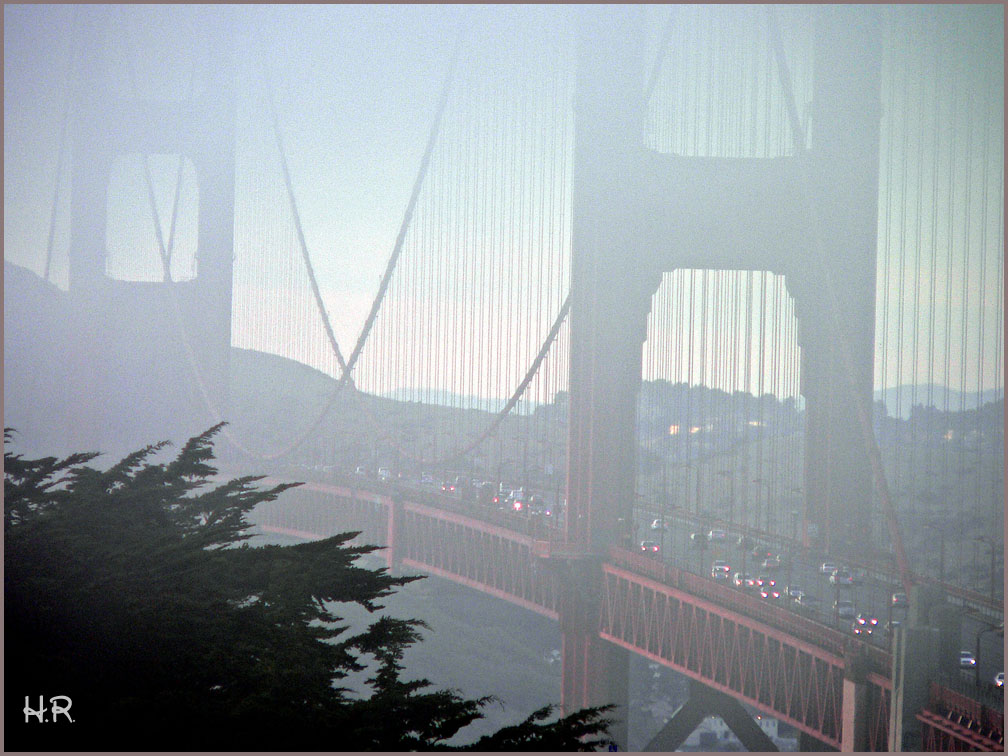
<box><xmin>562</xmin><ymin>3</ymin><xmax>883</xmax><ymax>737</ymax></box>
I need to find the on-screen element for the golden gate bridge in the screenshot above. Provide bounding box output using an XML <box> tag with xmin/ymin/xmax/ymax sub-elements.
<box><xmin>5</xmin><ymin>4</ymin><xmax>1003</xmax><ymax>750</ymax></box>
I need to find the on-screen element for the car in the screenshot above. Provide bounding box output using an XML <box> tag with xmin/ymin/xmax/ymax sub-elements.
<box><xmin>891</xmin><ymin>592</ymin><xmax>907</xmax><ymax>607</ymax></box>
<box><xmin>995</xmin><ymin>672</ymin><xmax>1004</xmax><ymax>688</ymax></box>
<box><xmin>761</xmin><ymin>556</ymin><xmax>782</xmax><ymax>570</ymax></box>
<box><xmin>783</xmin><ymin>584</ymin><xmax>803</xmax><ymax>599</ymax></box>
<box><xmin>834</xmin><ymin>600</ymin><xmax>855</xmax><ymax>619</ymax></box>
<box><xmin>640</xmin><ymin>540</ymin><xmax>661</xmax><ymax>555</ymax></box>
<box><xmin>475</xmin><ymin>482</ymin><xmax>498</xmax><ymax>507</ymax></box>
<box><xmin>759</xmin><ymin>585</ymin><xmax>782</xmax><ymax>600</ymax></box>
<box><xmin>755</xmin><ymin>575</ymin><xmax>776</xmax><ymax>588</ymax></box>
<box><xmin>527</xmin><ymin>496</ymin><xmax>551</xmax><ymax>516</ymax></box>
<box><xmin>355</xmin><ymin>465</ymin><xmax>368</xmax><ymax>477</ymax></box>
<box><xmin>960</xmin><ymin>650</ymin><xmax>977</xmax><ymax>669</ymax></box>
<box><xmin>851</xmin><ymin>568</ymin><xmax>866</xmax><ymax>585</ymax></box>
<box><xmin>377</xmin><ymin>467</ymin><xmax>392</xmax><ymax>482</ymax></box>
<box><xmin>650</xmin><ymin>518</ymin><xmax>667</xmax><ymax>531</ymax></box>
<box><xmin>830</xmin><ymin>568</ymin><xmax>854</xmax><ymax>586</ymax></box>
<box><xmin>733</xmin><ymin>571</ymin><xmax>752</xmax><ymax>588</ymax></box>
<box><xmin>708</xmin><ymin>528</ymin><xmax>727</xmax><ymax>542</ymax></box>
<box><xmin>821</xmin><ymin>561</ymin><xmax>839</xmax><ymax>575</ymax></box>
<box><xmin>441</xmin><ymin>480</ymin><xmax>457</xmax><ymax>494</ymax></box>
<box><xmin>852</xmin><ymin>613</ymin><xmax>879</xmax><ymax>636</ymax></box>
<box><xmin>712</xmin><ymin>570</ymin><xmax>730</xmax><ymax>583</ymax></box>
<box><xmin>711</xmin><ymin>560</ymin><xmax>731</xmax><ymax>575</ymax></box>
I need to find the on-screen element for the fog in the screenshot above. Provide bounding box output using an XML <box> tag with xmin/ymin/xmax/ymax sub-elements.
<box><xmin>4</xmin><ymin>4</ymin><xmax>1003</xmax><ymax>749</ymax></box>
<box><xmin>6</xmin><ymin>7</ymin><xmax>1001</xmax><ymax>454</ymax></box>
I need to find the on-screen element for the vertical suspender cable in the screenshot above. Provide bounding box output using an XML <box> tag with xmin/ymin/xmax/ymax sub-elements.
<box><xmin>956</xmin><ymin>24</ymin><xmax>973</xmax><ymax>567</ymax></box>
<box><xmin>925</xmin><ymin>15</ymin><xmax>940</xmax><ymax>477</ymax></box>
<box><xmin>908</xmin><ymin>53</ymin><xmax>927</xmax><ymax>507</ymax></box>
<box><xmin>973</xmin><ymin>66</ymin><xmax>991</xmax><ymax>533</ymax></box>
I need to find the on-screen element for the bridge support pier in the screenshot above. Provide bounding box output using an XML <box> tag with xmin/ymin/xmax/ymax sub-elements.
<box><xmin>558</xmin><ymin>558</ymin><xmax>629</xmax><ymax>750</ymax></box>
<box><xmin>888</xmin><ymin>585</ymin><xmax>960</xmax><ymax>751</ymax></box>
<box><xmin>644</xmin><ymin>678</ymin><xmax>778</xmax><ymax>752</ymax></box>
<box><xmin>385</xmin><ymin>496</ymin><xmax>404</xmax><ymax>572</ymax></box>
<box><xmin>840</xmin><ymin>648</ymin><xmax>870</xmax><ymax>752</ymax></box>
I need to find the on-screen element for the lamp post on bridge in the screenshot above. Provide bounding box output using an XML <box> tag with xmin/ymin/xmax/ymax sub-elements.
<box><xmin>973</xmin><ymin>536</ymin><xmax>1002</xmax><ymax>600</ymax></box>
<box><xmin>974</xmin><ymin>622</ymin><xmax>1004</xmax><ymax>689</ymax></box>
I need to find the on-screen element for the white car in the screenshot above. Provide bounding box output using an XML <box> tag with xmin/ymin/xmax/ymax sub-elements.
<box><xmin>821</xmin><ymin>561</ymin><xmax>839</xmax><ymax>575</ymax></box>
<box><xmin>995</xmin><ymin>672</ymin><xmax>1004</xmax><ymax>688</ymax></box>
<box><xmin>650</xmin><ymin>518</ymin><xmax>667</xmax><ymax>531</ymax></box>
<box><xmin>960</xmin><ymin>650</ymin><xmax>977</xmax><ymax>669</ymax></box>
<box><xmin>711</xmin><ymin>560</ymin><xmax>731</xmax><ymax>576</ymax></box>
<box><xmin>708</xmin><ymin>528</ymin><xmax>727</xmax><ymax>542</ymax></box>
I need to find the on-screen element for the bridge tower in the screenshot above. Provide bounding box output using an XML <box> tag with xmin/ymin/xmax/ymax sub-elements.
<box><xmin>63</xmin><ymin>7</ymin><xmax>237</xmax><ymax>454</ymax></box>
<box><xmin>563</xmin><ymin>3</ymin><xmax>882</xmax><ymax>736</ymax></box>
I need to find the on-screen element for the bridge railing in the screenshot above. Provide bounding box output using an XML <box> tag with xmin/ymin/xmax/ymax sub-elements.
<box><xmin>929</xmin><ymin>679</ymin><xmax>1005</xmax><ymax>741</ymax></box>
<box><xmin>608</xmin><ymin>545</ymin><xmax>892</xmax><ymax>673</ymax></box>
<box><xmin>932</xmin><ymin>674</ymin><xmax>1006</xmax><ymax>720</ymax></box>
<box><xmin>294</xmin><ymin>472</ymin><xmax>570</xmax><ymax>542</ymax></box>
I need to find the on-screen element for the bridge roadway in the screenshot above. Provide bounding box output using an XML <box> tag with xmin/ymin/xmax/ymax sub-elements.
<box><xmin>252</xmin><ymin>475</ymin><xmax>1003</xmax><ymax>751</ymax></box>
<box><xmin>633</xmin><ymin>508</ymin><xmax>1004</xmax><ymax>684</ymax></box>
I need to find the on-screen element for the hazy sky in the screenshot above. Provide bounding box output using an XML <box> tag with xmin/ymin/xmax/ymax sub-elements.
<box><xmin>4</xmin><ymin>4</ymin><xmax>1003</xmax><ymax>400</ymax></box>
<box><xmin>5</xmin><ymin>3</ymin><xmax>465</xmax><ymax>292</ymax></box>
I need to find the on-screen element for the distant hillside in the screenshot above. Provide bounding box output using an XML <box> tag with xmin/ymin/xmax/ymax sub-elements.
<box><xmin>382</xmin><ymin>387</ymin><xmax>537</xmax><ymax>415</ymax></box>
<box><xmin>874</xmin><ymin>384</ymin><xmax>1001</xmax><ymax>419</ymax></box>
<box><xmin>230</xmin><ymin>347</ymin><xmax>337</xmax><ymax>400</ymax></box>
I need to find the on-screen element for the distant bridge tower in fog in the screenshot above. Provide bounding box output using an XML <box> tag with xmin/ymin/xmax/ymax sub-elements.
<box><xmin>64</xmin><ymin>9</ymin><xmax>237</xmax><ymax>452</ymax></box>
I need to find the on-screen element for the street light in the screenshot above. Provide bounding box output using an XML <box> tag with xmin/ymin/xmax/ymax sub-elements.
<box><xmin>975</xmin><ymin>622</ymin><xmax>1004</xmax><ymax>688</ymax></box>
<box><xmin>974</xmin><ymin>536</ymin><xmax>1002</xmax><ymax>600</ymax></box>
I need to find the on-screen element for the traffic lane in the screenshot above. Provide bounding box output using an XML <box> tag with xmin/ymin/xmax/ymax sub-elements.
<box><xmin>662</xmin><ymin>522</ymin><xmax>901</xmax><ymax>646</ymax></box>
<box><xmin>961</xmin><ymin>617</ymin><xmax>1004</xmax><ymax>689</ymax></box>
<box><xmin>640</xmin><ymin>510</ymin><xmax>999</xmax><ymax>663</ymax></box>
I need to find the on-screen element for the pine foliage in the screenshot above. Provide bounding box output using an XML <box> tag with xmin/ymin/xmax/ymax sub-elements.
<box><xmin>4</xmin><ymin>425</ymin><xmax>613</xmax><ymax>750</ymax></box>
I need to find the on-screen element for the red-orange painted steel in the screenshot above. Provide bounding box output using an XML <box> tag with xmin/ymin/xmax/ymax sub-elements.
<box><xmin>267</xmin><ymin>484</ymin><xmax>906</xmax><ymax>749</ymax></box>
<box><xmin>597</xmin><ymin>562</ymin><xmax>850</xmax><ymax>748</ymax></box>
<box><xmin>917</xmin><ymin>709</ymin><xmax>1004</xmax><ymax>751</ymax></box>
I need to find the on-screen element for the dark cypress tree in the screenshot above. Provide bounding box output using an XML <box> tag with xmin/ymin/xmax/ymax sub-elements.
<box><xmin>4</xmin><ymin>425</ymin><xmax>612</xmax><ymax>751</ymax></box>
